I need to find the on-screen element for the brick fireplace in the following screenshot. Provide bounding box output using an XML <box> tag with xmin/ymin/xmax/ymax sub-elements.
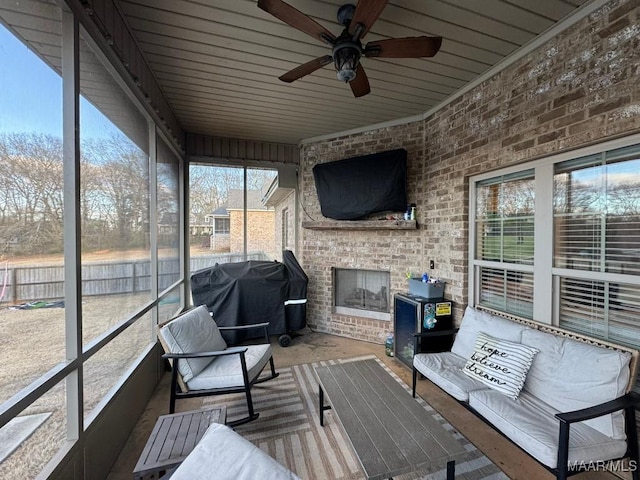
<box><xmin>333</xmin><ymin>268</ymin><xmax>390</xmax><ymax>321</ymax></box>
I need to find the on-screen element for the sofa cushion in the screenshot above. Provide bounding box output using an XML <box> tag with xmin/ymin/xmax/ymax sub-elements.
<box><xmin>187</xmin><ymin>344</ymin><xmax>272</xmax><ymax>391</ymax></box>
<box><xmin>413</xmin><ymin>352</ymin><xmax>489</xmax><ymax>401</ymax></box>
<box><xmin>158</xmin><ymin>305</ymin><xmax>228</xmax><ymax>383</ymax></box>
<box><xmin>521</xmin><ymin>329</ymin><xmax>631</xmax><ymax>439</ymax></box>
<box><xmin>451</xmin><ymin>307</ymin><xmax>529</xmax><ymax>360</ymax></box>
<box><xmin>468</xmin><ymin>389</ymin><xmax>628</xmax><ymax>469</ymax></box>
<box><xmin>463</xmin><ymin>332</ymin><xmax>538</xmax><ymax>400</ymax></box>
<box><xmin>170</xmin><ymin>423</ymin><xmax>300</xmax><ymax>480</ymax></box>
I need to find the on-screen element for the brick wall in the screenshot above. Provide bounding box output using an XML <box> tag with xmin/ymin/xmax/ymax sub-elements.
<box><xmin>300</xmin><ymin>0</ymin><xmax>640</xmax><ymax>345</ymax></box>
<box><xmin>273</xmin><ymin>191</ymin><xmax>296</xmax><ymax>261</ymax></box>
<box><xmin>229</xmin><ymin>210</ymin><xmax>276</xmax><ymax>258</ymax></box>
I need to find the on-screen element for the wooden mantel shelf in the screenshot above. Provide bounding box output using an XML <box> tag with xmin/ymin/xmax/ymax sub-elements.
<box><xmin>302</xmin><ymin>220</ymin><xmax>417</xmax><ymax>230</ymax></box>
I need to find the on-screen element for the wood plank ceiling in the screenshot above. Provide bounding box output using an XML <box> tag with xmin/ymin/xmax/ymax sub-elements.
<box><xmin>4</xmin><ymin>0</ymin><xmax>592</xmax><ymax>145</ymax></box>
<box><xmin>118</xmin><ymin>0</ymin><xmax>590</xmax><ymax>144</ymax></box>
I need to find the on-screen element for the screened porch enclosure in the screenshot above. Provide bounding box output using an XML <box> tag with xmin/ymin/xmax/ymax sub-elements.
<box><xmin>1</xmin><ymin>0</ymin><xmax>640</xmax><ymax>479</ymax></box>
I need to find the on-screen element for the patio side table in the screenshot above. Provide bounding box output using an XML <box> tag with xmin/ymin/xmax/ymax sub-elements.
<box><xmin>132</xmin><ymin>405</ymin><xmax>226</xmax><ymax>480</ymax></box>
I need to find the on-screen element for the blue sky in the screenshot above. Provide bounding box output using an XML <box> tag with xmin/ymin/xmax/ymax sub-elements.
<box><xmin>0</xmin><ymin>23</ymin><xmax>119</xmax><ymax>140</ymax></box>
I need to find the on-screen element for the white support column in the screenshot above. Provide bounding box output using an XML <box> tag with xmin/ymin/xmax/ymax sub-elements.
<box><xmin>533</xmin><ymin>163</ymin><xmax>554</xmax><ymax>324</ymax></box>
<box><xmin>243</xmin><ymin>167</ymin><xmax>248</xmax><ymax>260</ymax></box>
<box><xmin>62</xmin><ymin>10</ymin><xmax>83</xmax><ymax>440</ymax></box>
<box><xmin>468</xmin><ymin>179</ymin><xmax>477</xmax><ymax>308</ymax></box>
<box><xmin>181</xmin><ymin>156</ymin><xmax>189</xmax><ymax>307</ymax></box>
<box><xmin>149</xmin><ymin>127</ymin><xmax>158</xmax><ymax>335</ymax></box>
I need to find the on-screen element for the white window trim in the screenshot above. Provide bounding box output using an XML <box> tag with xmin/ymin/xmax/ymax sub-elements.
<box><xmin>469</xmin><ymin>132</ymin><xmax>640</xmax><ymax>326</ymax></box>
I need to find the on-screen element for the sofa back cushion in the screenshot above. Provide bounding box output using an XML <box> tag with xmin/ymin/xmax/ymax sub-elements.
<box><xmin>451</xmin><ymin>307</ymin><xmax>529</xmax><ymax>360</ymax></box>
<box><xmin>522</xmin><ymin>328</ymin><xmax>631</xmax><ymax>439</ymax></box>
<box><xmin>159</xmin><ymin>305</ymin><xmax>228</xmax><ymax>383</ymax></box>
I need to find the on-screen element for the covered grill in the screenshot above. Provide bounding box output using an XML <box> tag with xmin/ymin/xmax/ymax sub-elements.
<box><xmin>190</xmin><ymin>250</ymin><xmax>307</xmax><ymax>346</ymax></box>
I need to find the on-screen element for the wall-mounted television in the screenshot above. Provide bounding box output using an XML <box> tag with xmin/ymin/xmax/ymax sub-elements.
<box><xmin>312</xmin><ymin>148</ymin><xmax>407</xmax><ymax>220</ymax></box>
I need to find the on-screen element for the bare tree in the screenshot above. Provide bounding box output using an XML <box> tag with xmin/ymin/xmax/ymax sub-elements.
<box><xmin>0</xmin><ymin>133</ymin><xmax>64</xmax><ymax>254</ymax></box>
<box><xmin>82</xmin><ymin>134</ymin><xmax>150</xmax><ymax>249</ymax></box>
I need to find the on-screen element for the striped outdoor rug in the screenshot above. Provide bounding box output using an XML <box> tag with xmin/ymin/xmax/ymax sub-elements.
<box><xmin>202</xmin><ymin>355</ymin><xmax>508</xmax><ymax>480</ymax></box>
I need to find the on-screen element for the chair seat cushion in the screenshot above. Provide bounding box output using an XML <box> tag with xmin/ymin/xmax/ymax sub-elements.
<box><xmin>468</xmin><ymin>389</ymin><xmax>627</xmax><ymax>469</ymax></box>
<box><xmin>170</xmin><ymin>423</ymin><xmax>300</xmax><ymax>480</ymax></box>
<box><xmin>413</xmin><ymin>351</ymin><xmax>489</xmax><ymax>401</ymax></box>
<box><xmin>159</xmin><ymin>305</ymin><xmax>228</xmax><ymax>383</ymax></box>
<box><xmin>187</xmin><ymin>344</ymin><xmax>273</xmax><ymax>391</ymax></box>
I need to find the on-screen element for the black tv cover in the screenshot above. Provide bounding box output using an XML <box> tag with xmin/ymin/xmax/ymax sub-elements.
<box><xmin>312</xmin><ymin>148</ymin><xmax>407</xmax><ymax>220</ymax></box>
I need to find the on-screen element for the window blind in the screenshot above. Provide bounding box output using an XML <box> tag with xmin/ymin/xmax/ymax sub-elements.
<box><xmin>479</xmin><ymin>267</ymin><xmax>533</xmax><ymax>318</ymax></box>
<box><xmin>559</xmin><ymin>277</ymin><xmax>640</xmax><ymax>348</ymax></box>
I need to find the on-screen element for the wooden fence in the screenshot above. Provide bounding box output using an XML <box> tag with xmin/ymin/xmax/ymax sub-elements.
<box><xmin>0</xmin><ymin>252</ymin><xmax>269</xmax><ymax>304</ymax></box>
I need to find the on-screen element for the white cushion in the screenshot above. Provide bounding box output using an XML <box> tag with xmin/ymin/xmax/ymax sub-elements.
<box><xmin>170</xmin><ymin>423</ymin><xmax>300</xmax><ymax>480</ymax></box>
<box><xmin>463</xmin><ymin>332</ymin><xmax>538</xmax><ymax>400</ymax></box>
<box><xmin>522</xmin><ymin>329</ymin><xmax>631</xmax><ymax>439</ymax></box>
<box><xmin>159</xmin><ymin>305</ymin><xmax>228</xmax><ymax>383</ymax></box>
<box><xmin>451</xmin><ymin>307</ymin><xmax>529</xmax><ymax>360</ymax></box>
<box><xmin>187</xmin><ymin>344</ymin><xmax>272</xmax><ymax>390</ymax></box>
<box><xmin>469</xmin><ymin>389</ymin><xmax>627</xmax><ymax>469</ymax></box>
<box><xmin>413</xmin><ymin>352</ymin><xmax>489</xmax><ymax>401</ymax></box>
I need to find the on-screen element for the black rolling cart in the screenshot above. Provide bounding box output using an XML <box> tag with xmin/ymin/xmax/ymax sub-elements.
<box><xmin>394</xmin><ymin>293</ymin><xmax>455</xmax><ymax>368</ymax></box>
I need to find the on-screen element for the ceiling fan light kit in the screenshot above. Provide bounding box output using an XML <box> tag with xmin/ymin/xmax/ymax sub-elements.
<box><xmin>258</xmin><ymin>0</ymin><xmax>442</xmax><ymax>97</ymax></box>
<box><xmin>333</xmin><ymin>41</ymin><xmax>361</xmax><ymax>83</ymax></box>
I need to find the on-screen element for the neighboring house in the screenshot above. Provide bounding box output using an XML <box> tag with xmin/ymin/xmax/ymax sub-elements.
<box><xmin>157</xmin><ymin>212</ymin><xmax>179</xmax><ymax>248</ymax></box>
<box><xmin>262</xmin><ymin>167</ymin><xmax>297</xmax><ymax>259</ymax></box>
<box><xmin>188</xmin><ymin>214</ymin><xmax>213</xmax><ymax>237</ymax></box>
<box><xmin>188</xmin><ymin>214</ymin><xmax>213</xmax><ymax>248</ymax></box>
<box><xmin>205</xmin><ymin>206</ymin><xmax>230</xmax><ymax>252</ymax></box>
<box><xmin>206</xmin><ymin>189</ymin><xmax>276</xmax><ymax>257</ymax></box>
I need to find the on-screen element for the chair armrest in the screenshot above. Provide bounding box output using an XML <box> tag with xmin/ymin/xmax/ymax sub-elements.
<box><xmin>556</xmin><ymin>392</ymin><xmax>640</xmax><ymax>424</ymax></box>
<box><xmin>412</xmin><ymin>328</ymin><xmax>458</xmax><ymax>357</ymax></box>
<box><xmin>555</xmin><ymin>392</ymin><xmax>640</xmax><ymax>476</ymax></box>
<box><xmin>413</xmin><ymin>328</ymin><xmax>459</xmax><ymax>338</ymax></box>
<box><xmin>162</xmin><ymin>346</ymin><xmax>248</xmax><ymax>360</ymax></box>
<box><xmin>218</xmin><ymin>322</ymin><xmax>270</xmax><ymax>331</ymax></box>
<box><xmin>218</xmin><ymin>322</ymin><xmax>271</xmax><ymax>343</ymax></box>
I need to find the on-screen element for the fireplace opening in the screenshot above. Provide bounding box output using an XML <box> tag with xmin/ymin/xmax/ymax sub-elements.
<box><xmin>333</xmin><ymin>268</ymin><xmax>391</xmax><ymax>320</ymax></box>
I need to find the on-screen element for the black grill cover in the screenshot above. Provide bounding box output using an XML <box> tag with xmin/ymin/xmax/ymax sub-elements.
<box><xmin>312</xmin><ymin>148</ymin><xmax>407</xmax><ymax>220</ymax></box>
<box><xmin>190</xmin><ymin>250</ymin><xmax>308</xmax><ymax>343</ymax></box>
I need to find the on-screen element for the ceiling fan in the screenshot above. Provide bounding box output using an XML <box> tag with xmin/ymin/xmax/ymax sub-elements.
<box><xmin>257</xmin><ymin>0</ymin><xmax>442</xmax><ymax>97</ymax></box>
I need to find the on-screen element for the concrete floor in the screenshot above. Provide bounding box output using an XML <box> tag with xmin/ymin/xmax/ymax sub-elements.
<box><xmin>107</xmin><ymin>329</ymin><xmax>616</xmax><ymax>480</ymax></box>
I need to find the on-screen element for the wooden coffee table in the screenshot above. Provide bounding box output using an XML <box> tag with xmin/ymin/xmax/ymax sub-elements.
<box><xmin>315</xmin><ymin>359</ymin><xmax>466</xmax><ymax>480</ymax></box>
<box><xmin>133</xmin><ymin>405</ymin><xmax>226</xmax><ymax>480</ymax></box>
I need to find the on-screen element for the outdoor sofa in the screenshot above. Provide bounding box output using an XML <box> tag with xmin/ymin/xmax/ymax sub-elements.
<box><xmin>412</xmin><ymin>306</ymin><xmax>640</xmax><ymax>480</ymax></box>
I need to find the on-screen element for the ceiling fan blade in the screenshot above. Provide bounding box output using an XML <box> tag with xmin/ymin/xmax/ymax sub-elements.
<box><xmin>279</xmin><ymin>55</ymin><xmax>333</xmax><ymax>83</ymax></box>
<box><xmin>364</xmin><ymin>36</ymin><xmax>442</xmax><ymax>58</ymax></box>
<box><xmin>348</xmin><ymin>0</ymin><xmax>389</xmax><ymax>40</ymax></box>
<box><xmin>349</xmin><ymin>64</ymin><xmax>371</xmax><ymax>98</ymax></box>
<box><xmin>258</xmin><ymin>0</ymin><xmax>336</xmax><ymax>44</ymax></box>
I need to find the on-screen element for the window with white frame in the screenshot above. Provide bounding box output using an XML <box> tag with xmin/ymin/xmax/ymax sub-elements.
<box><xmin>470</xmin><ymin>138</ymin><xmax>640</xmax><ymax>353</ymax></box>
<box><xmin>553</xmin><ymin>144</ymin><xmax>640</xmax><ymax>346</ymax></box>
<box><xmin>473</xmin><ymin>171</ymin><xmax>535</xmax><ymax>318</ymax></box>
